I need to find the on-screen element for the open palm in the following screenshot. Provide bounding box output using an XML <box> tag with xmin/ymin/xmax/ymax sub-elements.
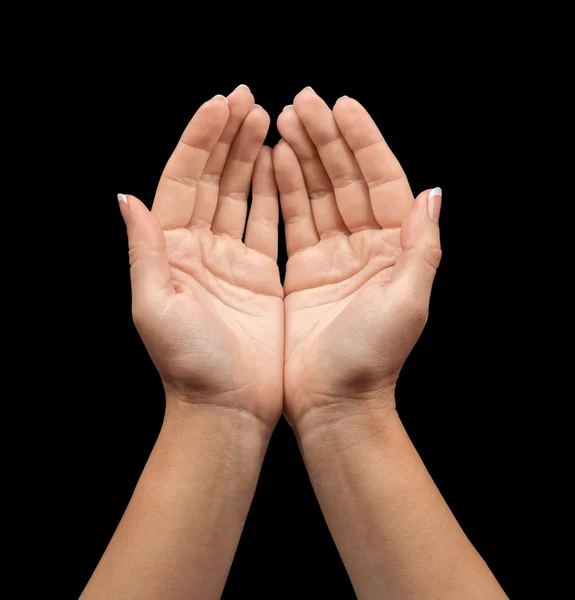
<box><xmin>123</xmin><ymin>87</ymin><xmax>283</xmax><ymax>427</ymax></box>
<box><xmin>274</xmin><ymin>90</ymin><xmax>442</xmax><ymax>427</ymax></box>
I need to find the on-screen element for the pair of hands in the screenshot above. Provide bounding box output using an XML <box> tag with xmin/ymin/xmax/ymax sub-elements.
<box><xmin>118</xmin><ymin>84</ymin><xmax>442</xmax><ymax>434</ymax></box>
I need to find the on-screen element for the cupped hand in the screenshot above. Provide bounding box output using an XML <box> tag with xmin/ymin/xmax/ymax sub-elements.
<box><xmin>119</xmin><ymin>86</ymin><xmax>283</xmax><ymax>427</ymax></box>
<box><xmin>274</xmin><ymin>89</ymin><xmax>442</xmax><ymax>428</ymax></box>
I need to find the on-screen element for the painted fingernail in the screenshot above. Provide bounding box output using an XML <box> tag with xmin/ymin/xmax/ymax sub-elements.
<box><xmin>428</xmin><ymin>187</ymin><xmax>442</xmax><ymax>223</ymax></box>
<box><xmin>283</xmin><ymin>104</ymin><xmax>293</xmax><ymax>111</ymax></box>
<box><xmin>118</xmin><ymin>194</ymin><xmax>129</xmax><ymax>225</ymax></box>
<box><xmin>212</xmin><ymin>94</ymin><xmax>229</xmax><ymax>104</ymax></box>
<box><xmin>234</xmin><ymin>84</ymin><xmax>250</xmax><ymax>91</ymax></box>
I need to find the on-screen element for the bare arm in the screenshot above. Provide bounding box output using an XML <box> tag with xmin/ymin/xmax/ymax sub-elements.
<box><xmin>276</xmin><ymin>88</ymin><xmax>507</xmax><ymax>599</ymax></box>
<box><xmin>81</xmin><ymin>404</ymin><xmax>269</xmax><ymax>599</ymax></box>
<box><xmin>82</xmin><ymin>85</ymin><xmax>284</xmax><ymax>598</ymax></box>
<box><xmin>296</xmin><ymin>402</ymin><xmax>507</xmax><ymax>599</ymax></box>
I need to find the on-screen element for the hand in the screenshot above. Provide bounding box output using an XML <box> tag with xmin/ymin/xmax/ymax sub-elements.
<box><xmin>274</xmin><ymin>88</ymin><xmax>442</xmax><ymax>428</ymax></box>
<box><xmin>119</xmin><ymin>87</ymin><xmax>283</xmax><ymax>428</ymax></box>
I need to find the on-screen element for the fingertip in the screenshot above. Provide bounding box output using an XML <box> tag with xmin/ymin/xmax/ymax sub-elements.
<box><xmin>427</xmin><ymin>187</ymin><xmax>442</xmax><ymax>223</ymax></box>
<box><xmin>211</xmin><ymin>93</ymin><xmax>229</xmax><ymax>105</ymax></box>
<box><xmin>255</xmin><ymin>145</ymin><xmax>274</xmax><ymax>173</ymax></box>
<box><xmin>258</xmin><ymin>144</ymin><xmax>273</xmax><ymax>159</ymax></box>
<box><xmin>272</xmin><ymin>140</ymin><xmax>287</xmax><ymax>166</ymax></box>
<box><xmin>332</xmin><ymin>94</ymin><xmax>357</xmax><ymax>114</ymax></box>
<box><xmin>237</xmin><ymin>104</ymin><xmax>270</xmax><ymax>141</ymax></box>
<box><xmin>250</xmin><ymin>103</ymin><xmax>271</xmax><ymax>123</ymax></box>
<box><xmin>293</xmin><ymin>86</ymin><xmax>317</xmax><ymax>104</ymax></box>
<box><xmin>119</xmin><ymin>194</ymin><xmax>164</xmax><ymax>252</ymax></box>
<box><xmin>332</xmin><ymin>96</ymin><xmax>365</xmax><ymax>128</ymax></box>
<box><xmin>227</xmin><ymin>84</ymin><xmax>255</xmax><ymax>113</ymax></box>
<box><xmin>415</xmin><ymin>189</ymin><xmax>431</xmax><ymax>204</ymax></box>
<box><xmin>121</xmin><ymin>193</ymin><xmax>138</xmax><ymax>211</ymax></box>
<box><xmin>334</xmin><ymin>94</ymin><xmax>350</xmax><ymax>104</ymax></box>
<box><xmin>277</xmin><ymin>104</ymin><xmax>299</xmax><ymax>126</ymax></box>
<box><xmin>401</xmin><ymin>189</ymin><xmax>442</xmax><ymax>249</ymax></box>
<box><xmin>229</xmin><ymin>83</ymin><xmax>252</xmax><ymax>97</ymax></box>
<box><xmin>293</xmin><ymin>86</ymin><xmax>325</xmax><ymax>114</ymax></box>
<box><xmin>117</xmin><ymin>193</ymin><xmax>130</xmax><ymax>225</ymax></box>
<box><xmin>123</xmin><ymin>194</ymin><xmax>149</xmax><ymax>211</ymax></box>
<box><xmin>123</xmin><ymin>194</ymin><xmax>149</xmax><ymax>224</ymax></box>
<box><xmin>404</xmin><ymin>190</ymin><xmax>431</xmax><ymax>227</ymax></box>
<box><xmin>203</xmin><ymin>93</ymin><xmax>231</xmax><ymax>113</ymax></box>
<box><xmin>414</xmin><ymin>188</ymin><xmax>441</xmax><ymax>218</ymax></box>
<box><xmin>276</xmin><ymin>109</ymin><xmax>305</xmax><ymax>149</ymax></box>
<box><xmin>277</xmin><ymin>106</ymin><xmax>318</xmax><ymax>159</ymax></box>
<box><xmin>276</xmin><ymin>108</ymin><xmax>290</xmax><ymax>131</ymax></box>
<box><xmin>272</xmin><ymin>138</ymin><xmax>294</xmax><ymax>163</ymax></box>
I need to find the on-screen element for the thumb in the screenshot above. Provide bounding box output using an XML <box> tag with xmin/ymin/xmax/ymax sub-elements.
<box><xmin>117</xmin><ymin>194</ymin><xmax>172</xmax><ymax>301</ymax></box>
<box><xmin>391</xmin><ymin>187</ymin><xmax>442</xmax><ymax>305</ymax></box>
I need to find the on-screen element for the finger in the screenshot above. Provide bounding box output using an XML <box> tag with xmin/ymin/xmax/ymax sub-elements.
<box><xmin>244</xmin><ymin>146</ymin><xmax>279</xmax><ymax>260</ymax></box>
<box><xmin>273</xmin><ymin>140</ymin><xmax>320</xmax><ymax>257</ymax></box>
<box><xmin>293</xmin><ymin>88</ymin><xmax>379</xmax><ymax>232</ymax></box>
<box><xmin>118</xmin><ymin>194</ymin><xmax>172</xmax><ymax>301</ymax></box>
<box><xmin>211</xmin><ymin>105</ymin><xmax>270</xmax><ymax>238</ymax></box>
<box><xmin>189</xmin><ymin>85</ymin><xmax>255</xmax><ymax>228</ymax></box>
<box><xmin>391</xmin><ymin>188</ymin><xmax>442</xmax><ymax>303</ymax></box>
<box><xmin>277</xmin><ymin>106</ymin><xmax>348</xmax><ymax>238</ymax></box>
<box><xmin>333</xmin><ymin>96</ymin><xmax>413</xmax><ymax>228</ymax></box>
<box><xmin>152</xmin><ymin>95</ymin><xmax>230</xmax><ymax>230</ymax></box>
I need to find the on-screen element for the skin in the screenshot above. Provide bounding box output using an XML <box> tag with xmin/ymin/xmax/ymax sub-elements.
<box><xmin>276</xmin><ymin>90</ymin><xmax>438</xmax><ymax>425</ymax></box>
<box><xmin>81</xmin><ymin>85</ymin><xmax>508</xmax><ymax>599</ymax></box>
<box><xmin>276</xmin><ymin>88</ymin><xmax>508</xmax><ymax>598</ymax></box>
<box><xmin>131</xmin><ymin>88</ymin><xmax>284</xmax><ymax>424</ymax></box>
<box><xmin>81</xmin><ymin>86</ymin><xmax>283</xmax><ymax>600</ymax></box>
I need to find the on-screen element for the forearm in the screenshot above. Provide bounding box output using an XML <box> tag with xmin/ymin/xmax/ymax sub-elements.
<box><xmin>81</xmin><ymin>398</ymin><xmax>270</xmax><ymax>600</ymax></box>
<box><xmin>296</xmin><ymin>399</ymin><xmax>507</xmax><ymax>600</ymax></box>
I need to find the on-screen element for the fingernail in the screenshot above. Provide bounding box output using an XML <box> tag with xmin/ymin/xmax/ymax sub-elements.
<box><xmin>212</xmin><ymin>94</ymin><xmax>229</xmax><ymax>104</ymax></box>
<box><xmin>428</xmin><ymin>187</ymin><xmax>442</xmax><ymax>223</ymax></box>
<box><xmin>234</xmin><ymin>84</ymin><xmax>250</xmax><ymax>92</ymax></box>
<box><xmin>283</xmin><ymin>104</ymin><xmax>293</xmax><ymax>111</ymax></box>
<box><xmin>304</xmin><ymin>86</ymin><xmax>316</xmax><ymax>93</ymax></box>
<box><xmin>337</xmin><ymin>95</ymin><xmax>349</xmax><ymax>101</ymax></box>
<box><xmin>118</xmin><ymin>193</ymin><xmax>130</xmax><ymax>225</ymax></box>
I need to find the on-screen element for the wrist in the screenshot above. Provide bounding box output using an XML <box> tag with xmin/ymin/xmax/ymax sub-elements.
<box><xmin>162</xmin><ymin>393</ymin><xmax>274</xmax><ymax>454</ymax></box>
<box><xmin>164</xmin><ymin>387</ymin><xmax>279</xmax><ymax>442</ymax></box>
<box><xmin>293</xmin><ymin>391</ymin><xmax>400</xmax><ymax>450</ymax></box>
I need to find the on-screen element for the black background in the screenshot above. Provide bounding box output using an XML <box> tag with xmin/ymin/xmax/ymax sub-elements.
<box><xmin>50</xmin><ymin>56</ymin><xmax>529</xmax><ymax>599</ymax></box>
